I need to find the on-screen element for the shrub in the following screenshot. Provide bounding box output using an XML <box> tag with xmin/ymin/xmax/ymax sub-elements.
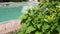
<box><xmin>17</xmin><ymin>0</ymin><xmax>60</xmax><ymax>34</ymax></box>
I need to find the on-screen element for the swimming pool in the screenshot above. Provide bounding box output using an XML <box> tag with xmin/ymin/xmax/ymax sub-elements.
<box><xmin>0</xmin><ymin>5</ymin><xmax>23</xmax><ymax>22</ymax></box>
<box><xmin>0</xmin><ymin>2</ymin><xmax>37</xmax><ymax>22</ymax></box>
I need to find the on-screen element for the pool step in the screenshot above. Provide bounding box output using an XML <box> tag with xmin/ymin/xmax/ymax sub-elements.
<box><xmin>0</xmin><ymin>19</ymin><xmax>21</xmax><ymax>34</ymax></box>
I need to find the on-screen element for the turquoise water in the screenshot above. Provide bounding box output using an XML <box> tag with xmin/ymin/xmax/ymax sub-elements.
<box><xmin>0</xmin><ymin>6</ymin><xmax>23</xmax><ymax>22</ymax></box>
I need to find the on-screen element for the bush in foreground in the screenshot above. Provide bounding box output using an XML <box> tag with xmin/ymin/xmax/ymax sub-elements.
<box><xmin>17</xmin><ymin>0</ymin><xmax>60</xmax><ymax>34</ymax></box>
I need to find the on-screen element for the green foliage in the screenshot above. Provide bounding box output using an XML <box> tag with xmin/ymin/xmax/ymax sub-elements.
<box><xmin>17</xmin><ymin>0</ymin><xmax>60</xmax><ymax>34</ymax></box>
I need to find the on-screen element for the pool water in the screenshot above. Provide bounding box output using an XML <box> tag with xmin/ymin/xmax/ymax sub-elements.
<box><xmin>0</xmin><ymin>6</ymin><xmax>23</xmax><ymax>22</ymax></box>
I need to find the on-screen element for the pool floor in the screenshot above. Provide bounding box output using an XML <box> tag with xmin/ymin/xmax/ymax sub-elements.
<box><xmin>0</xmin><ymin>6</ymin><xmax>23</xmax><ymax>22</ymax></box>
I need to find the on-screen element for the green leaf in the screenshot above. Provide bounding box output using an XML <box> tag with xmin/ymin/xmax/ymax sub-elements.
<box><xmin>51</xmin><ymin>25</ymin><xmax>55</xmax><ymax>31</ymax></box>
<box><xmin>44</xmin><ymin>19</ymin><xmax>48</xmax><ymax>22</ymax></box>
<box><xmin>26</xmin><ymin>17</ymin><xmax>31</xmax><ymax>23</ymax></box>
<box><xmin>42</xmin><ymin>23</ymin><xmax>50</xmax><ymax>30</ymax></box>
<box><xmin>46</xmin><ymin>0</ymin><xmax>49</xmax><ymax>2</ymax></box>
<box><xmin>35</xmin><ymin>31</ymin><xmax>42</xmax><ymax>34</ymax></box>
<box><xmin>20</xmin><ymin>23</ymin><xmax>27</xmax><ymax>34</ymax></box>
<box><xmin>21</xmin><ymin>23</ymin><xmax>27</xmax><ymax>29</ymax></box>
<box><xmin>56</xmin><ymin>26</ymin><xmax>60</xmax><ymax>32</ymax></box>
<box><xmin>37</xmin><ymin>24</ymin><xmax>42</xmax><ymax>29</ymax></box>
<box><xmin>26</xmin><ymin>26</ymin><xmax>36</xmax><ymax>33</ymax></box>
<box><xmin>47</xmin><ymin>31</ymin><xmax>50</xmax><ymax>34</ymax></box>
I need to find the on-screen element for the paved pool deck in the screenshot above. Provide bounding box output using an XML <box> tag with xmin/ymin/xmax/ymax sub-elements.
<box><xmin>0</xmin><ymin>19</ymin><xmax>21</xmax><ymax>34</ymax></box>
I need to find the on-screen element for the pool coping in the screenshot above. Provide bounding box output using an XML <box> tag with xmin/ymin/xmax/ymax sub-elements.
<box><xmin>0</xmin><ymin>2</ymin><xmax>38</xmax><ymax>6</ymax></box>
